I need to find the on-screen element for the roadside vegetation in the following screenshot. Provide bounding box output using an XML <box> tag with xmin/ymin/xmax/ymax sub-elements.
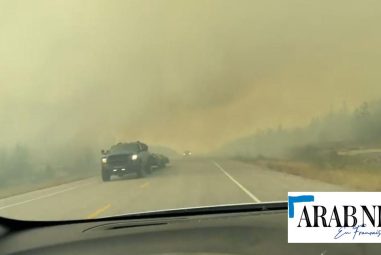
<box><xmin>0</xmin><ymin>145</ymin><xmax>97</xmax><ymax>198</ymax></box>
<box><xmin>218</xmin><ymin>100</ymin><xmax>381</xmax><ymax>190</ymax></box>
<box><xmin>238</xmin><ymin>157</ymin><xmax>381</xmax><ymax>190</ymax></box>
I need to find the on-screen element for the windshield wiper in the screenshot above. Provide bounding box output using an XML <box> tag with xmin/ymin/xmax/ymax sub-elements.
<box><xmin>0</xmin><ymin>201</ymin><xmax>287</xmax><ymax>231</ymax></box>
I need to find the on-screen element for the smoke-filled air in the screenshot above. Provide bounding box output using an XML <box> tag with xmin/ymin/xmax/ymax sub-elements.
<box><xmin>1</xmin><ymin>1</ymin><xmax>381</xmax><ymax>192</ymax></box>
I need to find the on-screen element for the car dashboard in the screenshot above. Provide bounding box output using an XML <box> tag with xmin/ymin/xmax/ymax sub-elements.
<box><xmin>0</xmin><ymin>203</ymin><xmax>378</xmax><ymax>255</ymax></box>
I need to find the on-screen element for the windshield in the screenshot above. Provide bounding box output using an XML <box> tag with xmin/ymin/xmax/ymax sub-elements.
<box><xmin>109</xmin><ymin>143</ymin><xmax>140</xmax><ymax>153</ymax></box>
<box><xmin>0</xmin><ymin>0</ymin><xmax>380</xmax><ymax>221</ymax></box>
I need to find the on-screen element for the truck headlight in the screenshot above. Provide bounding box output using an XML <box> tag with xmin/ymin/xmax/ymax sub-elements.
<box><xmin>131</xmin><ymin>154</ymin><xmax>138</xmax><ymax>160</ymax></box>
<box><xmin>101</xmin><ymin>157</ymin><xmax>107</xmax><ymax>163</ymax></box>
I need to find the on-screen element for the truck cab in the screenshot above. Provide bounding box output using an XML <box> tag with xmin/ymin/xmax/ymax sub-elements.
<box><xmin>101</xmin><ymin>142</ymin><xmax>152</xmax><ymax>181</ymax></box>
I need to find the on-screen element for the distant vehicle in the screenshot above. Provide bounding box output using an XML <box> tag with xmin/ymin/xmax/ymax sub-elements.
<box><xmin>100</xmin><ymin>141</ymin><xmax>153</xmax><ymax>181</ymax></box>
<box><xmin>151</xmin><ymin>154</ymin><xmax>170</xmax><ymax>168</ymax></box>
<box><xmin>183</xmin><ymin>150</ymin><xmax>192</xmax><ymax>157</ymax></box>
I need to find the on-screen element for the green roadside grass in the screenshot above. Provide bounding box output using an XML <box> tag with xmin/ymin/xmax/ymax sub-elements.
<box><xmin>237</xmin><ymin>158</ymin><xmax>381</xmax><ymax>191</ymax></box>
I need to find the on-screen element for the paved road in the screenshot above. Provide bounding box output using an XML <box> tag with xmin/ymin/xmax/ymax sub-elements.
<box><xmin>0</xmin><ymin>158</ymin><xmax>345</xmax><ymax>221</ymax></box>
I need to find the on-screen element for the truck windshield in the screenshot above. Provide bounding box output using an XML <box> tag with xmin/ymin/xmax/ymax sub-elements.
<box><xmin>110</xmin><ymin>144</ymin><xmax>139</xmax><ymax>153</ymax></box>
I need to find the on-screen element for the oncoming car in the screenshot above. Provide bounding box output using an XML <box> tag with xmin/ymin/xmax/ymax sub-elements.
<box><xmin>151</xmin><ymin>153</ymin><xmax>170</xmax><ymax>168</ymax></box>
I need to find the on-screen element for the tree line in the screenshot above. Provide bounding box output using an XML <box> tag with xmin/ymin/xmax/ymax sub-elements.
<box><xmin>218</xmin><ymin>100</ymin><xmax>381</xmax><ymax>166</ymax></box>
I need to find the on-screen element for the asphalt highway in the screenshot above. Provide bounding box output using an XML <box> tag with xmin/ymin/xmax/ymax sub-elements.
<box><xmin>0</xmin><ymin>158</ymin><xmax>345</xmax><ymax>221</ymax></box>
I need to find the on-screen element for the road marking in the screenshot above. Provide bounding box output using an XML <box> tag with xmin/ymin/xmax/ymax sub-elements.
<box><xmin>140</xmin><ymin>182</ymin><xmax>150</xmax><ymax>188</ymax></box>
<box><xmin>212</xmin><ymin>161</ymin><xmax>261</xmax><ymax>203</ymax></box>
<box><xmin>86</xmin><ymin>204</ymin><xmax>111</xmax><ymax>219</ymax></box>
<box><xmin>0</xmin><ymin>177</ymin><xmax>96</xmax><ymax>203</ymax></box>
<box><xmin>0</xmin><ymin>181</ymin><xmax>94</xmax><ymax>211</ymax></box>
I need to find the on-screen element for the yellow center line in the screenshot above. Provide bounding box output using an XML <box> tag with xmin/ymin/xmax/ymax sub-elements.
<box><xmin>140</xmin><ymin>182</ymin><xmax>150</xmax><ymax>188</ymax></box>
<box><xmin>86</xmin><ymin>204</ymin><xmax>112</xmax><ymax>219</ymax></box>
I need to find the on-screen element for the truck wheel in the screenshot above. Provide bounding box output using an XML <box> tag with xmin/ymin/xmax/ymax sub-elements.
<box><xmin>157</xmin><ymin>161</ymin><xmax>164</xmax><ymax>168</ymax></box>
<box><xmin>145</xmin><ymin>162</ymin><xmax>152</xmax><ymax>174</ymax></box>
<box><xmin>137</xmin><ymin>164</ymin><xmax>146</xmax><ymax>178</ymax></box>
<box><xmin>102</xmin><ymin>171</ymin><xmax>111</xmax><ymax>182</ymax></box>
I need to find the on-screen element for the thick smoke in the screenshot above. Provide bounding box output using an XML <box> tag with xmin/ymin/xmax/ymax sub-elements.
<box><xmin>1</xmin><ymin>0</ymin><xmax>381</xmax><ymax>154</ymax></box>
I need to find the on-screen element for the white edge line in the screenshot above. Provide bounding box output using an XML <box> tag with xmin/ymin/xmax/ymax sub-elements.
<box><xmin>0</xmin><ymin>177</ymin><xmax>96</xmax><ymax>203</ymax></box>
<box><xmin>212</xmin><ymin>160</ymin><xmax>261</xmax><ymax>203</ymax></box>
<box><xmin>0</xmin><ymin>181</ymin><xmax>93</xmax><ymax>211</ymax></box>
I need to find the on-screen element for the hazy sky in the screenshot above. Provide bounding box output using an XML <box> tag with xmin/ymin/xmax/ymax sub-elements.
<box><xmin>1</xmin><ymin>0</ymin><xmax>381</xmax><ymax>152</ymax></box>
